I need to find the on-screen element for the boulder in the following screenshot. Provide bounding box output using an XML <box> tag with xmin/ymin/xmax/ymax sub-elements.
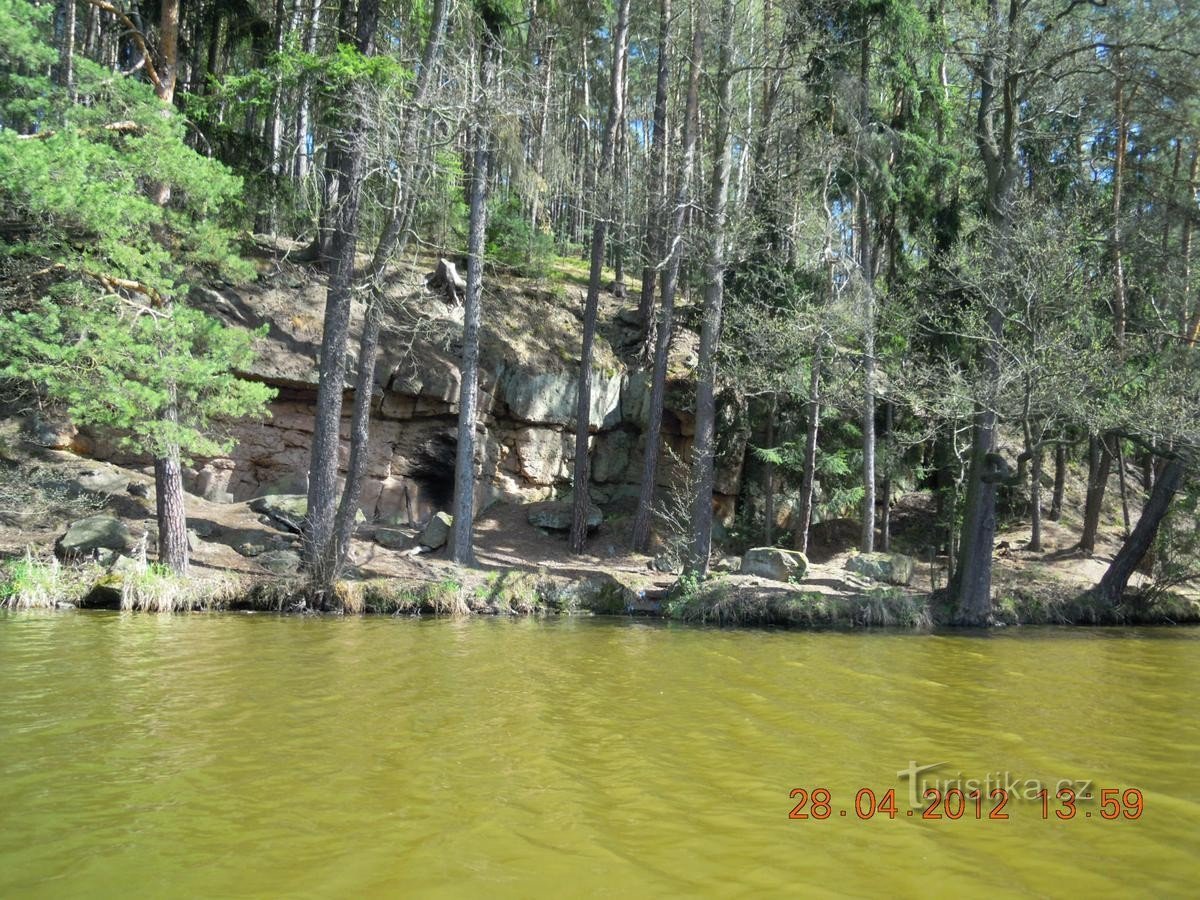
<box><xmin>419</xmin><ymin>511</ymin><xmax>453</xmax><ymax>549</ymax></box>
<box><xmin>250</xmin><ymin>494</ymin><xmax>364</xmax><ymax>533</ymax></box>
<box><xmin>249</xmin><ymin>494</ymin><xmax>308</xmax><ymax>532</ymax></box>
<box><xmin>740</xmin><ymin>547</ymin><xmax>808</xmax><ymax>583</ymax></box>
<box><xmin>712</xmin><ymin>555</ymin><xmax>742</xmax><ymax>574</ymax></box>
<box><xmin>26</xmin><ymin>415</ymin><xmax>77</xmax><ymax>450</ymax></box>
<box><xmin>651</xmin><ymin>554</ymin><xmax>680</xmax><ymax>574</ymax></box>
<box><xmin>74</xmin><ymin>469</ymin><xmax>130</xmax><ymax>495</ymax></box>
<box><xmin>845</xmin><ymin>552</ymin><xmax>915</xmax><ymax>586</ymax></box>
<box><xmin>56</xmin><ymin>515</ymin><xmax>135</xmax><ymax>560</ymax></box>
<box><xmin>374</xmin><ymin>526</ymin><xmax>414</xmax><ymax>551</ymax></box>
<box><xmin>526</xmin><ymin>500</ymin><xmax>602</xmax><ymax>532</ymax></box>
<box><xmin>257</xmin><ymin>550</ymin><xmax>302</xmax><ymax>576</ymax></box>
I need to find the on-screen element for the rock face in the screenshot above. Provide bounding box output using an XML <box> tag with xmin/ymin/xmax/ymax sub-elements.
<box><xmin>845</xmin><ymin>552</ymin><xmax>915</xmax><ymax>586</ymax></box>
<box><xmin>78</xmin><ymin>269</ymin><xmax>752</xmax><ymax>533</ymax></box>
<box><xmin>56</xmin><ymin>516</ymin><xmax>135</xmax><ymax>560</ymax></box>
<box><xmin>419</xmin><ymin>511</ymin><xmax>453</xmax><ymax>550</ymax></box>
<box><xmin>527</xmin><ymin>500</ymin><xmax>602</xmax><ymax>532</ymax></box>
<box><xmin>740</xmin><ymin>547</ymin><xmax>809</xmax><ymax>583</ymax></box>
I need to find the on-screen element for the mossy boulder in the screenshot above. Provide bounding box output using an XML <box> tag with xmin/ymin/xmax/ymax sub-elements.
<box><xmin>740</xmin><ymin>547</ymin><xmax>808</xmax><ymax>583</ymax></box>
<box><xmin>249</xmin><ymin>494</ymin><xmax>308</xmax><ymax>532</ymax></box>
<box><xmin>526</xmin><ymin>500</ymin><xmax>602</xmax><ymax>532</ymax></box>
<box><xmin>419</xmin><ymin>511</ymin><xmax>453</xmax><ymax>550</ymax></box>
<box><xmin>257</xmin><ymin>549</ymin><xmax>302</xmax><ymax>576</ymax></box>
<box><xmin>56</xmin><ymin>515</ymin><xmax>134</xmax><ymax>562</ymax></box>
<box><xmin>845</xmin><ymin>552</ymin><xmax>915</xmax><ymax>586</ymax></box>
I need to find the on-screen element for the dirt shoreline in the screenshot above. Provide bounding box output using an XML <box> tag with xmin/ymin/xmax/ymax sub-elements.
<box><xmin>4</xmin><ymin>432</ymin><xmax>1199</xmax><ymax>629</ymax></box>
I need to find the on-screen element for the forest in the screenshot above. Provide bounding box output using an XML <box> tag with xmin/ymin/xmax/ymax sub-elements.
<box><xmin>2</xmin><ymin>0</ymin><xmax>1200</xmax><ymax>626</ymax></box>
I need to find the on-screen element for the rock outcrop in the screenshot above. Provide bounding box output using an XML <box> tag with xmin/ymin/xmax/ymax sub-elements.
<box><xmin>740</xmin><ymin>547</ymin><xmax>809</xmax><ymax>583</ymax></box>
<box><xmin>845</xmin><ymin>552</ymin><xmax>915</xmax><ymax>586</ymax></box>
<box><xmin>78</xmin><ymin>257</ymin><xmax>751</xmax><ymax>536</ymax></box>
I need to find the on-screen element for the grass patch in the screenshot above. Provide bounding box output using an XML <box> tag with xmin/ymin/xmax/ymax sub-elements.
<box><xmin>0</xmin><ymin>550</ymin><xmax>95</xmax><ymax>609</ymax></box>
<box><xmin>114</xmin><ymin>560</ymin><xmax>241</xmax><ymax>612</ymax></box>
<box><xmin>994</xmin><ymin>586</ymin><xmax>1200</xmax><ymax>626</ymax></box>
<box><xmin>475</xmin><ymin>570</ymin><xmax>544</xmax><ymax>614</ymax></box>
<box><xmin>357</xmin><ymin>576</ymin><xmax>469</xmax><ymax>616</ymax></box>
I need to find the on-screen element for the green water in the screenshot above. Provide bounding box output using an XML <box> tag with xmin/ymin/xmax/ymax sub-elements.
<box><xmin>0</xmin><ymin>613</ymin><xmax>1197</xmax><ymax>898</ymax></box>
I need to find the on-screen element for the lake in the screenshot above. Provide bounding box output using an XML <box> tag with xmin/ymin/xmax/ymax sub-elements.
<box><xmin>1</xmin><ymin>612</ymin><xmax>1197</xmax><ymax>897</ymax></box>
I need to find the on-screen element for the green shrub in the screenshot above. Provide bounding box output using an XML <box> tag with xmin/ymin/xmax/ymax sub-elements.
<box><xmin>486</xmin><ymin>196</ymin><xmax>554</xmax><ymax>278</ymax></box>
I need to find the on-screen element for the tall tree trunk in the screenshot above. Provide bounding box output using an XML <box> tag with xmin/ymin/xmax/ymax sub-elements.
<box><xmin>1050</xmin><ymin>439</ymin><xmax>1066</xmax><ymax>521</ymax></box>
<box><xmin>568</xmin><ymin>0</ymin><xmax>631</xmax><ymax>553</ymax></box>
<box><xmin>686</xmin><ymin>0</ymin><xmax>735</xmax><ymax>578</ymax></box>
<box><xmin>1116</xmin><ymin>439</ymin><xmax>1131</xmax><ymax>538</ymax></box>
<box><xmin>154</xmin><ymin>451</ymin><xmax>188</xmax><ymax>574</ymax></box>
<box><xmin>794</xmin><ymin>340</ymin><xmax>822</xmax><ymax>554</ymax></box>
<box><xmin>1182</xmin><ymin>151</ymin><xmax>1200</xmax><ymax>342</ymax></box>
<box><xmin>637</xmin><ymin>0</ymin><xmax>672</xmax><ymax>349</ymax></box>
<box><xmin>763</xmin><ymin>392</ymin><xmax>776</xmax><ymax>545</ymax></box>
<box><xmin>858</xmin><ymin>22</ymin><xmax>876</xmax><ymax>554</ymax></box>
<box><xmin>1094</xmin><ymin>457</ymin><xmax>1184</xmax><ymax>607</ymax></box>
<box><xmin>260</xmin><ymin>0</ymin><xmax>288</xmax><ymax>233</ymax></box>
<box><xmin>1110</xmin><ymin>55</ymin><xmax>1127</xmax><ymax>347</ymax></box>
<box><xmin>57</xmin><ymin>0</ymin><xmax>76</xmax><ymax>97</ymax></box>
<box><xmin>302</xmin><ymin>1</ymin><xmax>379</xmax><ymax>592</ymax></box>
<box><xmin>1080</xmin><ymin>435</ymin><xmax>1112</xmax><ymax>556</ymax></box>
<box><xmin>1022</xmin><ymin>407</ymin><xmax>1041</xmax><ymax>553</ymax></box>
<box><xmin>295</xmin><ymin>0</ymin><xmax>322</xmax><ymax>181</ymax></box>
<box><xmin>329</xmin><ymin>0</ymin><xmax>448</xmax><ymax>573</ymax></box>
<box><xmin>630</xmin><ymin>9</ymin><xmax>702</xmax><ymax>554</ymax></box>
<box><xmin>951</xmin><ymin>0</ymin><xmax>1021</xmax><ymax>625</ymax></box>
<box><xmin>450</xmin><ymin>19</ymin><xmax>497</xmax><ymax>565</ymax></box>
<box><xmin>880</xmin><ymin>400</ymin><xmax>893</xmax><ymax>552</ymax></box>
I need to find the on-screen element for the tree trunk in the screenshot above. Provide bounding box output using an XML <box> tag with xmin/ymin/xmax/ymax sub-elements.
<box><xmin>295</xmin><ymin>0</ymin><xmax>322</xmax><ymax>180</ymax></box>
<box><xmin>154</xmin><ymin>393</ymin><xmax>188</xmax><ymax>575</ymax></box>
<box><xmin>763</xmin><ymin>393</ymin><xmax>776</xmax><ymax>545</ymax></box>
<box><xmin>1080</xmin><ymin>435</ymin><xmax>1112</xmax><ymax>556</ymax></box>
<box><xmin>880</xmin><ymin>400</ymin><xmax>892</xmax><ymax>552</ymax></box>
<box><xmin>1029</xmin><ymin>445</ymin><xmax>1043</xmax><ymax>553</ymax></box>
<box><xmin>57</xmin><ymin>0</ymin><xmax>76</xmax><ymax>96</ymax></box>
<box><xmin>1116</xmin><ymin>438</ymin><xmax>1131</xmax><ymax>538</ymax></box>
<box><xmin>1094</xmin><ymin>458</ymin><xmax>1184</xmax><ymax>607</ymax></box>
<box><xmin>637</xmin><ymin>0</ymin><xmax>671</xmax><ymax>348</ymax></box>
<box><xmin>329</xmin><ymin>0</ymin><xmax>448</xmax><ymax>574</ymax></box>
<box><xmin>858</xmin><ymin>24</ymin><xmax>876</xmax><ymax>555</ymax></box>
<box><xmin>630</xmin><ymin>9</ymin><xmax>702</xmax><ymax>554</ymax></box>
<box><xmin>686</xmin><ymin>0</ymin><xmax>735</xmax><ymax>578</ymax></box>
<box><xmin>1110</xmin><ymin>55</ymin><xmax>1127</xmax><ymax>347</ymax></box>
<box><xmin>568</xmin><ymin>0</ymin><xmax>631</xmax><ymax>553</ymax></box>
<box><xmin>302</xmin><ymin>1</ymin><xmax>378</xmax><ymax>591</ymax></box>
<box><xmin>450</xmin><ymin>23</ymin><xmax>496</xmax><ymax>565</ymax></box>
<box><xmin>952</xmin><ymin>0</ymin><xmax>1021</xmax><ymax>625</ymax></box>
<box><xmin>260</xmin><ymin>0</ymin><xmax>288</xmax><ymax>233</ymax></box>
<box><xmin>794</xmin><ymin>341</ymin><xmax>822</xmax><ymax>555</ymax></box>
<box><xmin>953</xmin><ymin>407</ymin><xmax>999</xmax><ymax>624</ymax></box>
<box><xmin>1022</xmin><ymin>412</ymin><xmax>1041</xmax><ymax>552</ymax></box>
<box><xmin>1049</xmin><ymin>439</ymin><xmax>1066</xmax><ymax>521</ymax></box>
